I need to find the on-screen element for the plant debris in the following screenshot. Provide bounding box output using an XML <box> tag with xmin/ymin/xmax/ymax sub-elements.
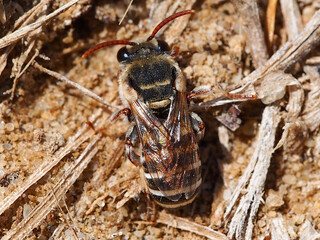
<box><xmin>1</xmin><ymin>0</ymin><xmax>320</xmax><ymax>239</ymax></box>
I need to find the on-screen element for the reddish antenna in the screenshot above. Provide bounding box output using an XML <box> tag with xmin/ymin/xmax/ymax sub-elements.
<box><xmin>147</xmin><ymin>10</ymin><xmax>196</xmax><ymax>41</ymax></box>
<box><xmin>82</xmin><ymin>40</ymin><xmax>136</xmax><ymax>59</ymax></box>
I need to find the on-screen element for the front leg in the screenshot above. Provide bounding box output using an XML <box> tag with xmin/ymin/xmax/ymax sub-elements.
<box><xmin>190</xmin><ymin>112</ymin><xmax>205</xmax><ymax>142</ymax></box>
<box><xmin>125</xmin><ymin>124</ymin><xmax>141</xmax><ymax>166</ymax></box>
<box><xmin>187</xmin><ymin>85</ymin><xmax>257</xmax><ymax>100</ymax></box>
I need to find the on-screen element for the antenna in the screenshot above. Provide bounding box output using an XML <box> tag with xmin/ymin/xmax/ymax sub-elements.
<box><xmin>146</xmin><ymin>10</ymin><xmax>196</xmax><ymax>41</ymax></box>
<box><xmin>82</xmin><ymin>40</ymin><xmax>136</xmax><ymax>59</ymax></box>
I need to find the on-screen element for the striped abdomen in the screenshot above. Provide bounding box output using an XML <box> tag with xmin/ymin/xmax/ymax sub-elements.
<box><xmin>130</xmin><ymin>91</ymin><xmax>202</xmax><ymax>208</ymax></box>
<box><xmin>141</xmin><ymin>146</ymin><xmax>202</xmax><ymax>208</ymax></box>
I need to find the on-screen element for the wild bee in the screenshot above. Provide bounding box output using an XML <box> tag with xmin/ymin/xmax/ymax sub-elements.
<box><xmin>83</xmin><ymin>10</ymin><xmax>207</xmax><ymax>208</ymax></box>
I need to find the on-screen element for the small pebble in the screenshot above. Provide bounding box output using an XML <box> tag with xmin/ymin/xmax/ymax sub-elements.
<box><xmin>23</xmin><ymin>204</ymin><xmax>32</xmax><ymax>218</ymax></box>
<box><xmin>266</xmin><ymin>190</ymin><xmax>284</xmax><ymax>210</ymax></box>
<box><xmin>3</xmin><ymin>143</ymin><xmax>13</xmax><ymax>151</ymax></box>
<box><xmin>257</xmin><ymin>219</ymin><xmax>266</xmax><ymax>228</ymax></box>
<box><xmin>267</xmin><ymin>211</ymin><xmax>277</xmax><ymax>218</ymax></box>
<box><xmin>209</xmin><ymin>41</ymin><xmax>219</xmax><ymax>51</ymax></box>
<box><xmin>305</xmin><ymin>138</ymin><xmax>315</xmax><ymax>148</ymax></box>
<box><xmin>282</xmin><ymin>175</ymin><xmax>297</xmax><ymax>185</ymax></box>
<box><xmin>23</xmin><ymin>123</ymin><xmax>34</xmax><ymax>132</ymax></box>
<box><xmin>6</xmin><ymin>123</ymin><xmax>14</xmax><ymax>132</ymax></box>
<box><xmin>190</xmin><ymin>52</ymin><xmax>207</xmax><ymax>65</ymax></box>
<box><xmin>134</xmin><ymin>230</ymin><xmax>145</xmax><ymax>238</ymax></box>
<box><xmin>10</xmin><ymin>134</ymin><xmax>19</xmax><ymax>142</ymax></box>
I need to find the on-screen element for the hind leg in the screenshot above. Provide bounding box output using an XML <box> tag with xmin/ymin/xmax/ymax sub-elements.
<box><xmin>125</xmin><ymin>124</ymin><xmax>140</xmax><ymax>166</ymax></box>
<box><xmin>190</xmin><ymin>112</ymin><xmax>205</xmax><ymax>142</ymax></box>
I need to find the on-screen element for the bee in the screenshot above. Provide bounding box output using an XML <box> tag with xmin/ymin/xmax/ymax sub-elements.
<box><xmin>83</xmin><ymin>10</ymin><xmax>207</xmax><ymax>208</ymax></box>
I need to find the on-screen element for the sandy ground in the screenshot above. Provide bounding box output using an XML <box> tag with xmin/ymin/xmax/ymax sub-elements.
<box><xmin>1</xmin><ymin>0</ymin><xmax>320</xmax><ymax>239</ymax></box>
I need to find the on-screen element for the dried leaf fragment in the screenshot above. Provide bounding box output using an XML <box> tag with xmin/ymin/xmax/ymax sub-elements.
<box><xmin>254</xmin><ymin>71</ymin><xmax>300</xmax><ymax>104</ymax></box>
<box><xmin>216</xmin><ymin>105</ymin><xmax>242</xmax><ymax>131</ymax></box>
<box><xmin>275</xmin><ymin>119</ymin><xmax>309</xmax><ymax>153</ymax></box>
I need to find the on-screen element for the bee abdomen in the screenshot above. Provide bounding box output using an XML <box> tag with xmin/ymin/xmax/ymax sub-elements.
<box><xmin>142</xmin><ymin>158</ymin><xmax>202</xmax><ymax>208</ymax></box>
<box><xmin>146</xmin><ymin>174</ymin><xmax>201</xmax><ymax>208</ymax></box>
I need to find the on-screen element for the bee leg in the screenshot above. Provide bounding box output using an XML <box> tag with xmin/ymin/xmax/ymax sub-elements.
<box><xmin>125</xmin><ymin>125</ymin><xmax>141</xmax><ymax>166</ymax></box>
<box><xmin>170</xmin><ymin>45</ymin><xmax>179</xmax><ymax>57</ymax></box>
<box><xmin>145</xmin><ymin>193</ymin><xmax>156</xmax><ymax>222</ymax></box>
<box><xmin>187</xmin><ymin>86</ymin><xmax>212</xmax><ymax>100</ymax></box>
<box><xmin>190</xmin><ymin>112</ymin><xmax>205</xmax><ymax>142</ymax></box>
<box><xmin>224</xmin><ymin>91</ymin><xmax>257</xmax><ymax>100</ymax></box>
<box><xmin>111</xmin><ymin>108</ymin><xmax>131</xmax><ymax>121</ymax></box>
<box><xmin>187</xmin><ymin>86</ymin><xmax>257</xmax><ymax>100</ymax></box>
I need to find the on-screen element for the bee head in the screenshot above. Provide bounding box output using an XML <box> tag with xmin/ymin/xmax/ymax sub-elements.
<box><xmin>82</xmin><ymin>10</ymin><xmax>195</xmax><ymax>61</ymax></box>
<box><xmin>117</xmin><ymin>39</ymin><xmax>170</xmax><ymax>63</ymax></box>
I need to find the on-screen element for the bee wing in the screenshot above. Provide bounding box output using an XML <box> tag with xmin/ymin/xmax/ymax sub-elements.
<box><xmin>130</xmin><ymin>91</ymin><xmax>200</xmax><ymax>201</ymax></box>
<box><xmin>165</xmin><ymin>91</ymin><xmax>201</xmax><ymax>199</ymax></box>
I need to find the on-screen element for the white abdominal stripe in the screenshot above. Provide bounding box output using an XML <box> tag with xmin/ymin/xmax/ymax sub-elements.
<box><xmin>148</xmin><ymin>177</ymin><xmax>202</xmax><ymax>198</ymax></box>
<box><xmin>140</xmin><ymin>152</ymin><xmax>202</xmax><ymax>205</ymax></box>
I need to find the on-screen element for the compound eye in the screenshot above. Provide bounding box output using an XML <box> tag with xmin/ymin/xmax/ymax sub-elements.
<box><xmin>172</xmin><ymin>67</ymin><xmax>177</xmax><ymax>80</ymax></box>
<box><xmin>117</xmin><ymin>47</ymin><xmax>130</xmax><ymax>62</ymax></box>
<box><xmin>157</xmin><ymin>40</ymin><xmax>170</xmax><ymax>52</ymax></box>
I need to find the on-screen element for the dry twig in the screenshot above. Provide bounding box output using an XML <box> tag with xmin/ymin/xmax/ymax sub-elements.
<box><xmin>223</xmin><ymin>2</ymin><xmax>277</xmax><ymax>239</ymax></box>
<box><xmin>299</xmin><ymin>220</ymin><xmax>320</xmax><ymax>240</ymax></box>
<box><xmin>301</xmin><ymin>70</ymin><xmax>320</xmax><ymax>131</ymax></box>
<box><xmin>33</xmin><ymin>62</ymin><xmax>120</xmax><ymax>109</ymax></box>
<box><xmin>306</xmin><ymin>56</ymin><xmax>320</xmax><ymax>65</ymax></box>
<box><xmin>271</xmin><ymin>216</ymin><xmax>291</xmax><ymax>240</ymax></box>
<box><xmin>119</xmin><ymin>0</ymin><xmax>133</xmax><ymax>25</ymax></box>
<box><xmin>8</xmin><ymin>43</ymin><xmax>39</xmax><ymax>100</ymax></box>
<box><xmin>0</xmin><ymin>0</ymin><xmax>5</xmax><ymax>24</ymax></box>
<box><xmin>75</xmin><ymin>141</ymin><xmax>124</xmax><ymax>217</ymax></box>
<box><xmin>12</xmin><ymin>0</ymin><xmax>52</xmax><ymax>30</ymax></box>
<box><xmin>48</xmin><ymin>223</ymin><xmax>67</xmax><ymax>240</ymax></box>
<box><xmin>2</xmin><ymin>2</ymin><xmax>320</xmax><ymax>239</ymax></box>
<box><xmin>223</xmin><ymin>6</ymin><xmax>320</xmax><ymax>240</ymax></box>
<box><xmin>3</xmin><ymin>134</ymin><xmax>102</xmax><ymax>240</ymax></box>
<box><xmin>279</xmin><ymin>0</ymin><xmax>320</xmax><ymax>143</ymax></box>
<box><xmin>280</xmin><ymin>0</ymin><xmax>303</xmax><ymax>41</ymax></box>
<box><xmin>0</xmin><ymin>110</ymin><xmax>103</xmax><ymax>216</ymax></box>
<box><xmin>230</xmin><ymin>0</ymin><xmax>269</xmax><ymax>67</ymax></box>
<box><xmin>0</xmin><ymin>0</ymin><xmax>80</xmax><ymax>49</ymax></box>
<box><xmin>224</xmin><ymin>105</ymin><xmax>281</xmax><ymax>239</ymax></box>
<box><xmin>278</xmin><ymin>2</ymin><xmax>320</xmax><ymax>133</ymax></box>
<box><xmin>157</xmin><ymin>211</ymin><xmax>229</xmax><ymax>240</ymax></box>
<box><xmin>266</xmin><ymin>0</ymin><xmax>279</xmax><ymax>51</ymax></box>
<box><xmin>0</xmin><ymin>0</ymin><xmax>50</xmax><ymax>77</ymax></box>
<box><xmin>233</xmin><ymin>9</ymin><xmax>320</xmax><ymax>93</ymax></box>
